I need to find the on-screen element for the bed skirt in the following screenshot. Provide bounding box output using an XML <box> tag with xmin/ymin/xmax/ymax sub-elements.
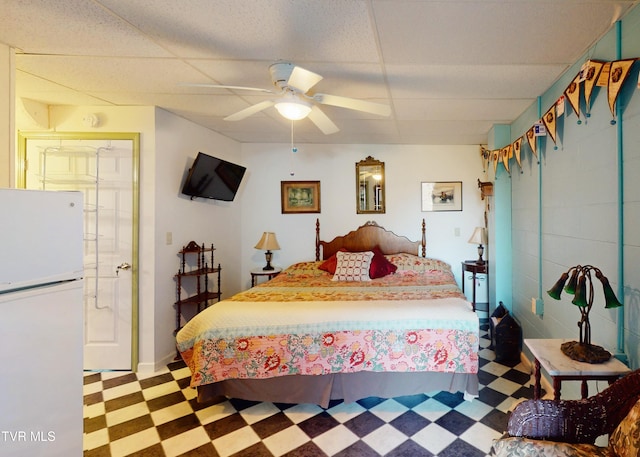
<box><xmin>197</xmin><ymin>371</ymin><xmax>479</xmax><ymax>408</ymax></box>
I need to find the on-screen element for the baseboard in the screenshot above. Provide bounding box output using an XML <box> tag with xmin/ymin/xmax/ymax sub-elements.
<box><xmin>137</xmin><ymin>351</ymin><xmax>177</xmax><ymax>374</ymax></box>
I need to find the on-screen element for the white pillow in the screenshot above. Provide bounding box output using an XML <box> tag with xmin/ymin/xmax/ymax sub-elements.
<box><xmin>331</xmin><ymin>251</ymin><xmax>374</xmax><ymax>282</ymax></box>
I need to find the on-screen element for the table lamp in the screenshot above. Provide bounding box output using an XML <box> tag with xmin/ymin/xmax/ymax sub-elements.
<box><xmin>254</xmin><ymin>232</ymin><xmax>280</xmax><ymax>270</ymax></box>
<box><xmin>468</xmin><ymin>227</ymin><xmax>487</xmax><ymax>264</ymax></box>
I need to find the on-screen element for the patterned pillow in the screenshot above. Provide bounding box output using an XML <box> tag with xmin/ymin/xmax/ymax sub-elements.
<box><xmin>489</xmin><ymin>436</ymin><xmax>609</xmax><ymax>457</ymax></box>
<box><xmin>332</xmin><ymin>251</ymin><xmax>374</xmax><ymax>282</ymax></box>
<box><xmin>609</xmin><ymin>397</ymin><xmax>640</xmax><ymax>457</ymax></box>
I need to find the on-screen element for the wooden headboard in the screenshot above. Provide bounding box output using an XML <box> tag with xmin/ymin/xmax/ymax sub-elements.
<box><xmin>315</xmin><ymin>219</ymin><xmax>426</xmax><ymax>260</ymax></box>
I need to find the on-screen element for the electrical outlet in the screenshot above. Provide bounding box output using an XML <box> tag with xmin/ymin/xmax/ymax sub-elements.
<box><xmin>166</xmin><ymin>231</ymin><xmax>173</xmax><ymax>245</ymax></box>
<box><xmin>531</xmin><ymin>297</ymin><xmax>544</xmax><ymax>315</ymax></box>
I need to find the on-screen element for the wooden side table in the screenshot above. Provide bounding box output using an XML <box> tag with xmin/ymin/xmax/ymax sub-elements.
<box><xmin>250</xmin><ymin>267</ymin><xmax>282</xmax><ymax>287</ymax></box>
<box><xmin>524</xmin><ymin>338</ymin><xmax>631</xmax><ymax>401</ymax></box>
<box><xmin>461</xmin><ymin>260</ymin><xmax>488</xmax><ymax>312</ymax></box>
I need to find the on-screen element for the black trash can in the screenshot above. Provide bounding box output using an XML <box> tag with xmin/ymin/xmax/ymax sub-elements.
<box><xmin>489</xmin><ymin>302</ymin><xmax>508</xmax><ymax>350</ymax></box>
<box><xmin>494</xmin><ymin>311</ymin><xmax>522</xmax><ymax>364</ymax></box>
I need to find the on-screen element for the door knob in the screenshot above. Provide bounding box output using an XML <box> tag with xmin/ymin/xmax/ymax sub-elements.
<box><xmin>116</xmin><ymin>262</ymin><xmax>131</xmax><ymax>275</ymax></box>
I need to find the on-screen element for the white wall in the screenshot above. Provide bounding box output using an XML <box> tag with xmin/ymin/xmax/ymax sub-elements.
<box><xmin>153</xmin><ymin>108</ymin><xmax>243</xmax><ymax>368</ymax></box>
<box><xmin>239</xmin><ymin>143</ymin><xmax>486</xmax><ymax>291</ymax></box>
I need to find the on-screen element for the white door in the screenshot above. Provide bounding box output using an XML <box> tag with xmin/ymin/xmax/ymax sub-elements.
<box><xmin>22</xmin><ymin>135</ymin><xmax>138</xmax><ymax>370</ymax></box>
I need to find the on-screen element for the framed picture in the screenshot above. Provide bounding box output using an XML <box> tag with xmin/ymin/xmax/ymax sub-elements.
<box><xmin>421</xmin><ymin>181</ymin><xmax>462</xmax><ymax>212</ymax></box>
<box><xmin>281</xmin><ymin>181</ymin><xmax>321</xmax><ymax>214</ymax></box>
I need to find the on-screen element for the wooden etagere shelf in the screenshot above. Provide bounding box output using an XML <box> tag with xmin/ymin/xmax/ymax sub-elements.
<box><xmin>174</xmin><ymin>241</ymin><xmax>221</xmax><ymax>336</ymax></box>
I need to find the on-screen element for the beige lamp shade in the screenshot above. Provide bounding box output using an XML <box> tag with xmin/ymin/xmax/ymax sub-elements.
<box><xmin>468</xmin><ymin>227</ymin><xmax>488</xmax><ymax>245</ymax></box>
<box><xmin>254</xmin><ymin>232</ymin><xmax>280</xmax><ymax>251</ymax></box>
<box><xmin>468</xmin><ymin>227</ymin><xmax>487</xmax><ymax>264</ymax></box>
<box><xmin>255</xmin><ymin>232</ymin><xmax>279</xmax><ymax>271</ymax></box>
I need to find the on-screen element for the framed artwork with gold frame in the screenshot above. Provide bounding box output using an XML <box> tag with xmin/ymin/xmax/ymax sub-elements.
<box><xmin>281</xmin><ymin>181</ymin><xmax>321</xmax><ymax>214</ymax></box>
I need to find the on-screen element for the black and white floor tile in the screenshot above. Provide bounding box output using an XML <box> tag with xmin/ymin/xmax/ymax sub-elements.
<box><xmin>83</xmin><ymin>320</ymin><xmax>536</xmax><ymax>457</ymax></box>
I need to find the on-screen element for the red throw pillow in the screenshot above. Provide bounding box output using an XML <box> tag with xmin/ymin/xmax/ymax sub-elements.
<box><xmin>318</xmin><ymin>249</ymin><xmax>347</xmax><ymax>274</ymax></box>
<box><xmin>369</xmin><ymin>246</ymin><xmax>398</xmax><ymax>279</ymax></box>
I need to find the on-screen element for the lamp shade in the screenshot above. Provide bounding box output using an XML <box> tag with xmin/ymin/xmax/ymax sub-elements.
<box><xmin>468</xmin><ymin>227</ymin><xmax>488</xmax><ymax>245</ymax></box>
<box><xmin>274</xmin><ymin>96</ymin><xmax>312</xmax><ymax>120</ymax></box>
<box><xmin>571</xmin><ymin>276</ymin><xmax>589</xmax><ymax>308</ymax></box>
<box><xmin>596</xmin><ymin>273</ymin><xmax>623</xmax><ymax>309</ymax></box>
<box><xmin>254</xmin><ymin>232</ymin><xmax>280</xmax><ymax>251</ymax></box>
<box><xmin>547</xmin><ymin>272</ymin><xmax>569</xmax><ymax>300</ymax></box>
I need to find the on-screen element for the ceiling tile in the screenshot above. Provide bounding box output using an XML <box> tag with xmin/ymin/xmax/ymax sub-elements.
<box><xmin>3</xmin><ymin>0</ymin><xmax>636</xmax><ymax>145</ymax></box>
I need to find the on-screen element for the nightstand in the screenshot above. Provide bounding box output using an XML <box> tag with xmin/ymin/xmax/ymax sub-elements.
<box><xmin>250</xmin><ymin>267</ymin><xmax>282</xmax><ymax>287</ymax></box>
<box><xmin>461</xmin><ymin>260</ymin><xmax>489</xmax><ymax>312</ymax></box>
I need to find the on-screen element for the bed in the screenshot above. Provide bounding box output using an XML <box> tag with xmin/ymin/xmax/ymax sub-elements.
<box><xmin>177</xmin><ymin>220</ymin><xmax>479</xmax><ymax>407</ymax></box>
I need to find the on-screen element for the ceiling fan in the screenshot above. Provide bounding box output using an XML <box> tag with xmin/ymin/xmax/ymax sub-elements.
<box><xmin>186</xmin><ymin>62</ymin><xmax>391</xmax><ymax>135</ymax></box>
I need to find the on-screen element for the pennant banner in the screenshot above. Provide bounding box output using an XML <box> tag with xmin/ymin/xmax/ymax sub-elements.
<box><xmin>514</xmin><ymin>137</ymin><xmax>523</xmax><ymax>169</ymax></box>
<box><xmin>556</xmin><ymin>95</ymin><xmax>565</xmax><ymax>117</ymax></box>
<box><xmin>584</xmin><ymin>60</ymin><xmax>605</xmax><ymax>111</ymax></box>
<box><xmin>526</xmin><ymin>127</ymin><xmax>537</xmax><ymax>158</ymax></box>
<box><xmin>481</xmin><ymin>57</ymin><xmax>640</xmax><ymax>177</ymax></box>
<box><xmin>501</xmin><ymin>145</ymin><xmax>511</xmax><ymax>173</ymax></box>
<box><xmin>564</xmin><ymin>73</ymin><xmax>581</xmax><ymax>119</ymax></box>
<box><xmin>597</xmin><ymin>61</ymin><xmax>611</xmax><ymax>87</ymax></box>
<box><xmin>608</xmin><ymin>59</ymin><xmax>637</xmax><ymax>117</ymax></box>
<box><xmin>542</xmin><ymin>105</ymin><xmax>557</xmax><ymax>144</ymax></box>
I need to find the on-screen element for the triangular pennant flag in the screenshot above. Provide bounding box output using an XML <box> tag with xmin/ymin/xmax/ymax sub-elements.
<box><xmin>564</xmin><ymin>73</ymin><xmax>582</xmax><ymax>119</ymax></box>
<box><xmin>584</xmin><ymin>60</ymin><xmax>605</xmax><ymax>111</ymax></box>
<box><xmin>556</xmin><ymin>95</ymin><xmax>565</xmax><ymax>117</ymax></box>
<box><xmin>481</xmin><ymin>146</ymin><xmax>491</xmax><ymax>172</ymax></box>
<box><xmin>526</xmin><ymin>127</ymin><xmax>537</xmax><ymax>158</ymax></box>
<box><xmin>492</xmin><ymin>150</ymin><xmax>499</xmax><ymax>174</ymax></box>
<box><xmin>608</xmin><ymin>59</ymin><xmax>637</xmax><ymax>117</ymax></box>
<box><xmin>542</xmin><ymin>105</ymin><xmax>557</xmax><ymax>144</ymax></box>
<box><xmin>596</xmin><ymin>62</ymin><xmax>611</xmax><ymax>87</ymax></box>
<box><xmin>501</xmin><ymin>146</ymin><xmax>510</xmax><ymax>173</ymax></box>
<box><xmin>513</xmin><ymin>137</ymin><xmax>523</xmax><ymax>169</ymax></box>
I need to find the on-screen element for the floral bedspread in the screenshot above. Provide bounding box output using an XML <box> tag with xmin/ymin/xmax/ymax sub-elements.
<box><xmin>177</xmin><ymin>255</ymin><xmax>478</xmax><ymax>388</ymax></box>
<box><xmin>177</xmin><ymin>298</ymin><xmax>478</xmax><ymax>387</ymax></box>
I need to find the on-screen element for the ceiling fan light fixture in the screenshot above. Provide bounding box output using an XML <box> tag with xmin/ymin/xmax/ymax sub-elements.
<box><xmin>275</xmin><ymin>97</ymin><xmax>312</xmax><ymax>120</ymax></box>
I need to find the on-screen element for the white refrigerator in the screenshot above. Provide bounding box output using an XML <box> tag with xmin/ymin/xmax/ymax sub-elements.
<box><xmin>0</xmin><ymin>188</ymin><xmax>84</xmax><ymax>456</ymax></box>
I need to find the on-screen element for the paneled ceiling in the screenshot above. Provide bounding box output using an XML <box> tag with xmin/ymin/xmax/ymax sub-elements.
<box><xmin>1</xmin><ymin>0</ymin><xmax>636</xmax><ymax>144</ymax></box>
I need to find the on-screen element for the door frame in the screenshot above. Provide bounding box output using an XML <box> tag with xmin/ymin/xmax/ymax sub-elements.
<box><xmin>17</xmin><ymin>131</ymin><xmax>140</xmax><ymax>370</ymax></box>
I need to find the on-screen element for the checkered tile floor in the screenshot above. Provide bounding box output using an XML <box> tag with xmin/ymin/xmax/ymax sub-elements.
<box><xmin>83</xmin><ymin>320</ymin><xmax>536</xmax><ymax>457</ymax></box>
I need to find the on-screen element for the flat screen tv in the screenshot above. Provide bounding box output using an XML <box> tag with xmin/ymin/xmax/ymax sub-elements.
<box><xmin>181</xmin><ymin>152</ymin><xmax>247</xmax><ymax>201</ymax></box>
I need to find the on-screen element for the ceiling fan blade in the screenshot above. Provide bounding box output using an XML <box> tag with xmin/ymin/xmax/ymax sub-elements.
<box><xmin>179</xmin><ymin>83</ymin><xmax>273</xmax><ymax>94</ymax></box>
<box><xmin>224</xmin><ymin>100</ymin><xmax>275</xmax><ymax>121</ymax></box>
<box><xmin>308</xmin><ymin>106</ymin><xmax>339</xmax><ymax>135</ymax></box>
<box><xmin>287</xmin><ymin>66</ymin><xmax>323</xmax><ymax>93</ymax></box>
<box><xmin>313</xmin><ymin>93</ymin><xmax>391</xmax><ymax>117</ymax></box>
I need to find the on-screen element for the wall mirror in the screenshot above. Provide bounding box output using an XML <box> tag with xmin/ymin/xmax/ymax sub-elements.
<box><xmin>356</xmin><ymin>156</ymin><xmax>385</xmax><ymax>214</ymax></box>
